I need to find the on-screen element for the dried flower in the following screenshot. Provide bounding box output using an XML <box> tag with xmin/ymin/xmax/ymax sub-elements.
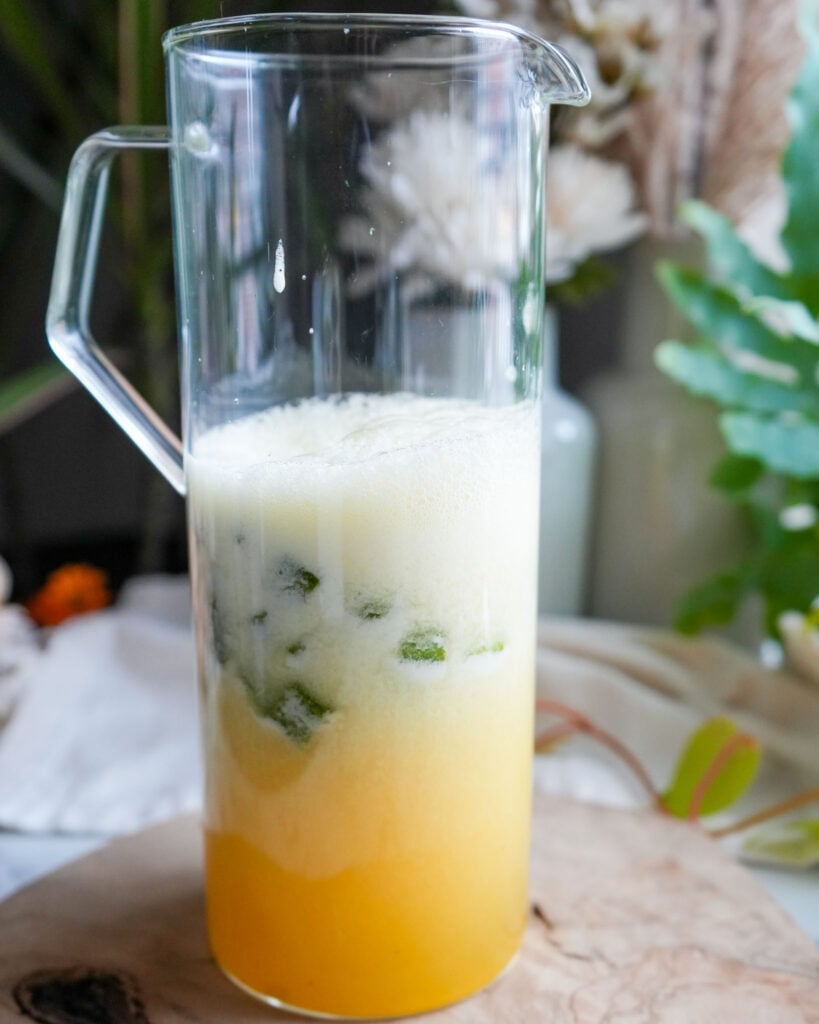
<box><xmin>26</xmin><ymin>564</ymin><xmax>112</xmax><ymax>628</ymax></box>
<box><xmin>457</xmin><ymin>0</ymin><xmax>680</xmax><ymax>143</ymax></box>
<box><xmin>454</xmin><ymin>0</ymin><xmax>683</xmax><ymax>284</ymax></box>
<box><xmin>546</xmin><ymin>143</ymin><xmax>647</xmax><ymax>281</ymax></box>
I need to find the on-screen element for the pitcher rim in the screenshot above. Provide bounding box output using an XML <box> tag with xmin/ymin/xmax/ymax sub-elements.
<box><xmin>166</xmin><ymin>11</ymin><xmax>547</xmax><ymax>51</ymax></box>
<box><xmin>163</xmin><ymin>12</ymin><xmax>589</xmax><ymax>107</ymax></box>
<box><xmin>163</xmin><ymin>11</ymin><xmax>583</xmax><ymax>85</ymax></box>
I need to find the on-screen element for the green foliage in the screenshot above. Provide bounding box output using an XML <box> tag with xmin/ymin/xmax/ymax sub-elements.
<box><xmin>743</xmin><ymin>819</ymin><xmax>819</xmax><ymax>868</ymax></box>
<box><xmin>662</xmin><ymin>718</ymin><xmax>760</xmax><ymax>819</ymax></box>
<box><xmin>0</xmin><ymin>362</ymin><xmax>67</xmax><ymax>434</ymax></box>
<box><xmin>654</xmin><ymin>4</ymin><xmax>819</xmax><ymax>635</ymax></box>
<box><xmin>0</xmin><ymin>1</ymin><xmax>219</xmax><ymax>426</ymax></box>
<box><xmin>678</xmin><ymin>200</ymin><xmax>793</xmax><ymax>300</ymax></box>
<box><xmin>655</xmin><ymin>340</ymin><xmax>817</xmax><ymax>417</ymax></box>
<box><xmin>673</xmin><ymin>567</ymin><xmax>756</xmax><ymax>635</ymax></box>
<box><xmin>780</xmin><ymin>0</ymin><xmax>819</xmax><ymax>304</ymax></box>
<box><xmin>548</xmin><ymin>255</ymin><xmax>618</xmax><ymax>306</ymax></box>
<box><xmin>707</xmin><ymin>453</ymin><xmax>764</xmax><ymax>494</ymax></box>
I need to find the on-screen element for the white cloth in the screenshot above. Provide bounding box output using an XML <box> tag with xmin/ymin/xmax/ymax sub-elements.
<box><xmin>0</xmin><ymin>604</ymin><xmax>38</xmax><ymax>726</ymax></box>
<box><xmin>0</xmin><ymin>577</ymin><xmax>199</xmax><ymax>834</ymax></box>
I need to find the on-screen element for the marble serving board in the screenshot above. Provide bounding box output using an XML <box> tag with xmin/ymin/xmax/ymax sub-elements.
<box><xmin>1</xmin><ymin>792</ymin><xmax>818</xmax><ymax>1023</ymax></box>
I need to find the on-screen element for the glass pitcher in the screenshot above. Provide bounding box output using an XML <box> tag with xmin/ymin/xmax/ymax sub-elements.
<box><xmin>46</xmin><ymin>14</ymin><xmax>588</xmax><ymax>1019</ymax></box>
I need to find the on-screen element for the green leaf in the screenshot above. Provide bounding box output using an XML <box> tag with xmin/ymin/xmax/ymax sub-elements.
<box><xmin>398</xmin><ymin>628</ymin><xmax>447</xmax><ymax>663</ymax></box>
<box><xmin>743</xmin><ymin>296</ymin><xmax>819</xmax><ymax>344</ymax></box>
<box><xmin>721</xmin><ymin>411</ymin><xmax>819</xmax><ymax>478</ymax></box>
<box><xmin>742</xmin><ymin>819</ymin><xmax>819</xmax><ymax>868</ymax></box>
<box><xmin>662</xmin><ymin>718</ymin><xmax>760</xmax><ymax>819</ymax></box>
<box><xmin>755</xmin><ymin>532</ymin><xmax>819</xmax><ymax>633</ymax></box>
<box><xmin>708</xmin><ymin>453</ymin><xmax>764</xmax><ymax>495</ymax></box>
<box><xmin>0</xmin><ymin>0</ymin><xmax>85</xmax><ymax>138</ymax></box>
<box><xmin>0</xmin><ymin>361</ymin><xmax>69</xmax><ymax>434</ymax></box>
<box><xmin>674</xmin><ymin>567</ymin><xmax>756</xmax><ymax>635</ymax></box>
<box><xmin>655</xmin><ymin>341</ymin><xmax>819</xmax><ymax>417</ymax></box>
<box><xmin>0</xmin><ymin>120</ymin><xmax>62</xmax><ymax>211</ymax></box>
<box><xmin>745</xmin><ymin>499</ymin><xmax>783</xmax><ymax>549</ymax></box>
<box><xmin>255</xmin><ymin>683</ymin><xmax>334</xmax><ymax>747</ymax></box>
<box><xmin>782</xmin><ymin>476</ymin><xmax>819</xmax><ymax>513</ymax></box>
<box><xmin>656</xmin><ymin>264</ymin><xmax>819</xmax><ymax>381</ymax></box>
<box><xmin>781</xmin><ymin>0</ymin><xmax>819</xmax><ymax>295</ymax></box>
<box><xmin>118</xmin><ymin>0</ymin><xmax>167</xmax><ymax>124</ymax></box>
<box><xmin>680</xmin><ymin>200</ymin><xmax>793</xmax><ymax>300</ymax></box>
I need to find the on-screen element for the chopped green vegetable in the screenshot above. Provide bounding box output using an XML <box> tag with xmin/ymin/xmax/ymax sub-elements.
<box><xmin>256</xmin><ymin>682</ymin><xmax>334</xmax><ymax>746</ymax></box>
<box><xmin>277</xmin><ymin>558</ymin><xmax>320</xmax><ymax>597</ymax></box>
<box><xmin>469</xmin><ymin>640</ymin><xmax>505</xmax><ymax>655</ymax></box>
<box><xmin>251</xmin><ymin>610</ymin><xmax>268</xmax><ymax>625</ymax></box>
<box><xmin>356</xmin><ymin>598</ymin><xmax>392</xmax><ymax>620</ymax></box>
<box><xmin>287</xmin><ymin>640</ymin><xmax>306</xmax><ymax>656</ymax></box>
<box><xmin>398</xmin><ymin>628</ymin><xmax>446</xmax><ymax>663</ymax></box>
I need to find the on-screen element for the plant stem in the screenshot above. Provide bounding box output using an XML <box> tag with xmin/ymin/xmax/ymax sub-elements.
<box><xmin>709</xmin><ymin>787</ymin><xmax>819</xmax><ymax>839</ymax></box>
<box><xmin>535</xmin><ymin>698</ymin><xmax>666</xmax><ymax>813</ymax></box>
<box><xmin>534</xmin><ymin>722</ymin><xmax>579</xmax><ymax>751</ymax></box>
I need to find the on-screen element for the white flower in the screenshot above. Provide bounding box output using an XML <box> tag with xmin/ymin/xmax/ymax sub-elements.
<box><xmin>579</xmin><ymin>0</ymin><xmax>682</xmax><ymax>104</ymax></box>
<box><xmin>456</xmin><ymin>0</ymin><xmax>682</xmax><ymax>148</ymax></box>
<box><xmin>546</xmin><ymin>144</ymin><xmax>647</xmax><ymax>282</ymax></box>
<box><xmin>554</xmin><ymin>35</ymin><xmax>633</xmax><ymax>148</ymax></box>
<box><xmin>569</xmin><ymin>0</ymin><xmax>679</xmax><ymax>42</ymax></box>
<box><xmin>340</xmin><ymin>111</ymin><xmax>518</xmax><ymax>297</ymax></box>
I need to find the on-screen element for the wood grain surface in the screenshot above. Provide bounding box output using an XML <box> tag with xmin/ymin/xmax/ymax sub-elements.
<box><xmin>1</xmin><ymin>791</ymin><xmax>818</xmax><ymax>1023</ymax></box>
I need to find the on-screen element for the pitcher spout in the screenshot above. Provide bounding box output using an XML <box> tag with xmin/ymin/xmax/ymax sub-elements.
<box><xmin>517</xmin><ymin>33</ymin><xmax>591</xmax><ymax>108</ymax></box>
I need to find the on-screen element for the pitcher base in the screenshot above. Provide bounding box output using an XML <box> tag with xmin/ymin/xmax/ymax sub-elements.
<box><xmin>219</xmin><ymin>949</ymin><xmax>521</xmax><ymax>1021</ymax></box>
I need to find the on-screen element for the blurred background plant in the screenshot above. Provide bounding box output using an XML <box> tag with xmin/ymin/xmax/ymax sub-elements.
<box><xmin>0</xmin><ymin>0</ymin><xmax>219</xmax><ymax>594</ymax></box>
<box><xmin>655</xmin><ymin>1</ymin><xmax>819</xmax><ymax>639</ymax></box>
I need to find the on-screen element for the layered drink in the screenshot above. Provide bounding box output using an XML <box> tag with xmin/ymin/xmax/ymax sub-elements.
<box><xmin>188</xmin><ymin>392</ymin><xmax>539</xmax><ymax>1018</ymax></box>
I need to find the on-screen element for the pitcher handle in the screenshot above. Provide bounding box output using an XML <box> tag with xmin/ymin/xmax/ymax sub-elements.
<box><xmin>46</xmin><ymin>126</ymin><xmax>185</xmax><ymax>496</ymax></box>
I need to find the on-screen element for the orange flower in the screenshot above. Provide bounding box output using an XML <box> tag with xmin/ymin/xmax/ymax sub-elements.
<box><xmin>26</xmin><ymin>564</ymin><xmax>112</xmax><ymax>627</ymax></box>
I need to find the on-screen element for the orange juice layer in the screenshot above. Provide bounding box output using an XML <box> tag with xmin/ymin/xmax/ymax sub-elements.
<box><xmin>204</xmin><ymin>661</ymin><xmax>533</xmax><ymax>1018</ymax></box>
